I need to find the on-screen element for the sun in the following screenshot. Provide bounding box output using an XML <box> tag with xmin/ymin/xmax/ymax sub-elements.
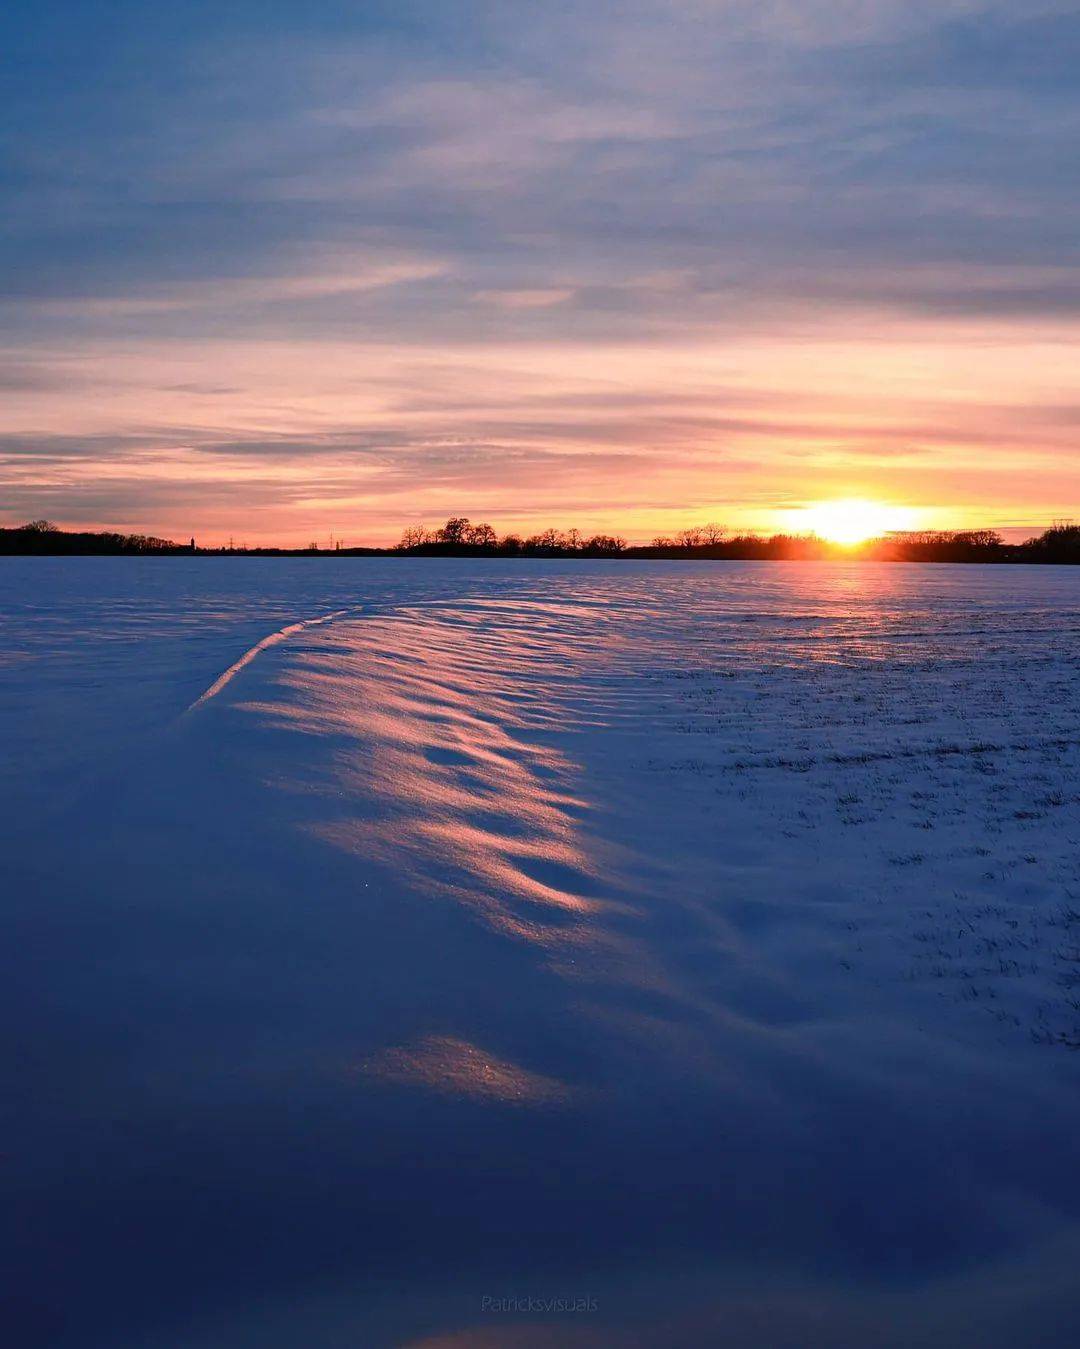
<box><xmin>796</xmin><ymin>498</ymin><xmax>917</xmax><ymax>547</ymax></box>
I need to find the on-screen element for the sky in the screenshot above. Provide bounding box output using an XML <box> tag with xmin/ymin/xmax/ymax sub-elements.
<box><xmin>2</xmin><ymin>0</ymin><xmax>1079</xmax><ymax>546</ymax></box>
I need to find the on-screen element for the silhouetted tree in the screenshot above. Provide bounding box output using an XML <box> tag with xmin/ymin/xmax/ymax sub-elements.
<box><xmin>1021</xmin><ymin>523</ymin><xmax>1080</xmax><ymax>563</ymax></box>
<box><xmin>530</xmin><ymin>528</ymin><xmax>565</xmax><ymax>553</ymax></box>
<box><xmin>466</xmin><ymin>522</ymin><xmax>498</xmax><ymax>547</ymax></box>
<box><xmin>438</xmin><ymin>517</ymin><xmax>472</xmax><ymax>545</ymax></box>
<box><xmin>584</xmin><ymin>534</ymin><xmax>626</xmax><ymax>554</ymax></box>
<box><xmin>399</xmin><ymin>524</ymin><xmax>430</xmax><ymax>550</ymax></box>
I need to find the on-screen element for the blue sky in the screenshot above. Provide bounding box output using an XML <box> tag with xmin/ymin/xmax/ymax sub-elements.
<box><xmin>3</xmin><ymin>1</ymin><xmax>1079</xmax><ymax>542</ymax></box>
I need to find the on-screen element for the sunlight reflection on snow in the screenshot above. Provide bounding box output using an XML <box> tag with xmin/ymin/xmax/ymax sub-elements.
<box><xmin>357</xmin><ymin>1034</ymin><xmax>575</xmax><ymax>1106</ymax></box>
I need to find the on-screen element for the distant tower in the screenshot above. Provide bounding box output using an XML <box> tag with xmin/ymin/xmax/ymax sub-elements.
<box><xmin>190</xmin><ymin>537</ymin><xmax>196</xmax><ymax>553</ymax></box>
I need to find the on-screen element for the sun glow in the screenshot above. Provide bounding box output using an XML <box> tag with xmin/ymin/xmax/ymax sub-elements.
<box><xmin>793</xmin><ymin>499</ymin><xmax>919</xmax><ymax>547</ymax></box>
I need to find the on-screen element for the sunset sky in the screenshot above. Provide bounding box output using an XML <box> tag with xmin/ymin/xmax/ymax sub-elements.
<box><xmin>3</xmin><ymin>1</ymin><xmax>1079</xmax><ymax>545</ymax></box>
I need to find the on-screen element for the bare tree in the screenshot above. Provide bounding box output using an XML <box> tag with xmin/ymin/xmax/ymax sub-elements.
<box><xmin>466</xmin><ymin>522</ymin><xmax>497</xmax><ymax>547</ymax></box>
<box><xmin>437</xmin><ymin>517</ymin><xmax>472</xmax><ymax>544</ymax></box>
<box><xmin>585</xmin><ymin>534</ymin><xmax>626</xmax><ymax>554</ymax></box>
<box><xmin>398</xmin><ymin>524</ymin><xmax>430</xmax><ymax>550</ymax></box>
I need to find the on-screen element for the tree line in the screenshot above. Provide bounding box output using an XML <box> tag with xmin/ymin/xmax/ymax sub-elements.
<box><xmin>5</xmin><ymin>517</ymin><xmax>1080</xmax><ymax>562</ymax></box>
<box><xmin>398</xmin><ymin>518</ymin><xmax>629</xmax><ymax>555</ymax></box>
<box><xmin>0</xmin><ymin>519</ymin><xmax>188</xmax><ymax>555</ymax></box>
<box><xmin>398</xmin><ymin>519</ymin><xmax>1080</xmax><ymax>563</ymax></box>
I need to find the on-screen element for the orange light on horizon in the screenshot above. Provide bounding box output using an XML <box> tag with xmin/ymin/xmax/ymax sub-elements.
<box><xmin>785</xmin><ymin>498</ymin><xmax>922</xmax><ymax>546</ymax></box>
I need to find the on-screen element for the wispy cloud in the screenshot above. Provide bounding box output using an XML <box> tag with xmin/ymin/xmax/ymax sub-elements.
<box><xmin>2</xmin><ymin>1</ymin><xmax>1079</xmax><ymax>539</ymax></box>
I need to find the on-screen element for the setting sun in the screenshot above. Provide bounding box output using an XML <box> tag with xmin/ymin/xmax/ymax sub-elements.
<box><xmin>791</xmin><ymin>499</ymin><xmax>919</xmax><ymax>547</ymax></box>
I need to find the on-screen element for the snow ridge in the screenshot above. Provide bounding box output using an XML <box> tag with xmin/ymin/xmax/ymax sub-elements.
<box><xmin>185</xmin><ymin>606</ymin><xmax>357</xmax><ymax>712</ymax></box>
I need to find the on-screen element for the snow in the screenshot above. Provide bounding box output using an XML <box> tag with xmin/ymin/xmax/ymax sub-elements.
<box><xmin>3</xmin><ymin>558</ymin><xmax>1080</xmax><ymax>1347</ymax></box>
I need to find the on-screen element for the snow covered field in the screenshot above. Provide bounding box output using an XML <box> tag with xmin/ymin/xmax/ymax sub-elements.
<box><xmin>3</xmin><ymin>558</ymin><xmax>1080</xmax><ymax>1347</ymax></box>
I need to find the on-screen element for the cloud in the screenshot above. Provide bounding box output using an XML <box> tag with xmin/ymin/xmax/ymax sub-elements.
<box><xmin>2</xmin><ymin>2</ymin><xmax>1079</xmax><ymax>538</ymax></box>
<box><xmin>473</xmin><ymin>288</ymin><xmax>575</xmax><ymax>309</ymax></box>
<box><xmin>0</xmin><ymin>259</ymin><xmax>444</xmax><ymax>319</ymax></box>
